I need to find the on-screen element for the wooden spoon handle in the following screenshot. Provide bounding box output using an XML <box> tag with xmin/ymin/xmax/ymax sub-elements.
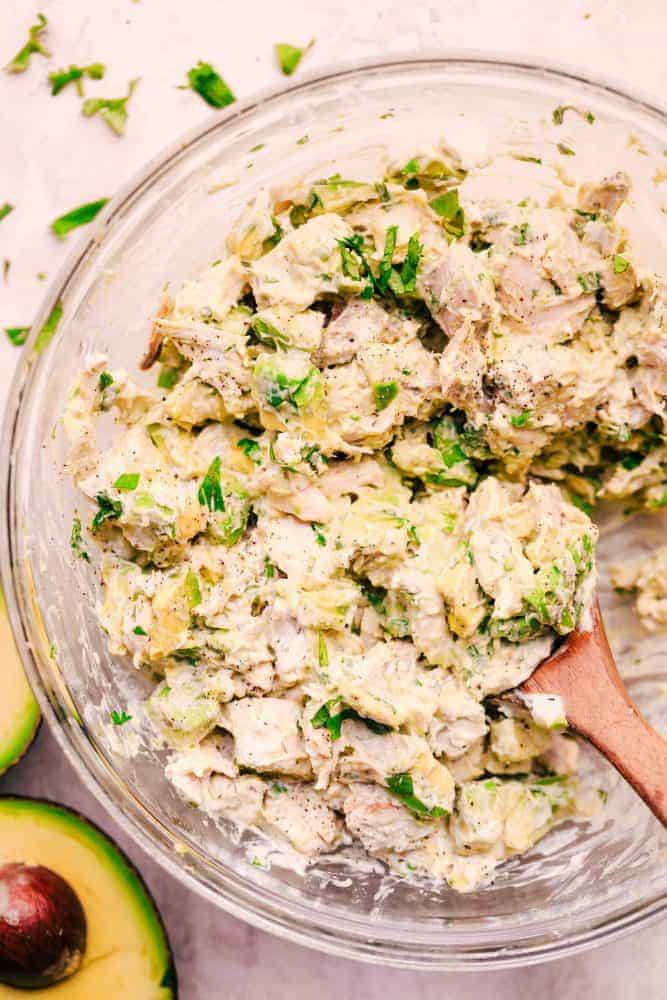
<box><xmin>522</xmin><ymin>601</ymin><xmax>667</xmax><ymax>826</ymax></box>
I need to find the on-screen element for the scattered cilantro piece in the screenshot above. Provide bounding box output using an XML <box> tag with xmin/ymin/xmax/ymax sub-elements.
<box><xmin>510</xmin><ymin>409</ymin><xmax>532</xmax><ymax>428</ymax></box>
<box><xmin>264</xmin><ymin>557</ymin><xmax>275</xmax><ymax>578</ymax></box>
<box><xmin>51</xmin><ymin>198</ymin><xmax>108</xmax><ymax>238</ymax></box>
<box><xmin>271</xmin><ymin>782</ymin><xmax>287</xmax><ymax>794</ymax></box>
<box><xmin>263</xmin><ymin>216</ymin><xmax>283</xmax><ymax>250</ymax></box>
<box><xmin>311</xmin><ymin>699</ymin><xmax>391</xmax><ymax>740</ymax></box>
<box><xmin>373</xmin><ymin>380</ymin><xmax>399</xmax><ymax>411</ymax></box>
<box><xmin>5</xmin><ymin>14</ymin><xmax>50</xmax><ymax>74</ymax></box>
<box><xmin>557</xmin><ymin>142</ymin><xmax>575</xmax><ymax>156</ymax></box>
<box><xmin>110</xmin><ymin>710</ymin><xmax>132</xmax><ymax>726</ymax></box>
<box><xmin>613</xmin><ymin>254</ymin><xmax>630</xmax><ymax>274</ymax></box>
<box><xmin>198</xmin><ymin>456</ymin><xmax>225</xmax><ymax>512</ymax></box>
<box><xmin>275</xmin><ymin>41</ymin><xmax>310</xmax><ymax>76</ymax></box>
<box><xmin>3</xmin><ymin>260</ymin><xmax>9</xmax><ymax>282</ymax></box>
<box><xmin>512</xmin><ymin>222</ymin><xmax>529</xmax><ymax>245</ymax></box>
<box><xmin>5</xmin><ymin>327</ymin><xmax>29</xmax><ymax>346</ymax></box>
<box><xmin>386</xmin><ymin>772</ymin><xmax>446</xmax><ymax>818</ymax></box>
<box><xmin>133</xmin><ymin>625</ymin><xmax>148</xmax><ymax>636</ymax></box>
<box><xmin>311</xmin><ymin>522</ymin><xmax>326</xmax><ymax>546</ymax></box>
<box><xmin>113</xmin><ymin>472</ymin><xmax>140</xmax><ymax>491</ymax></box>
<box><xmin>512</xmin><ymin>154</ymin><xmax>542</xmax><ymax>164</ymax></box>
<box><xmin>186</xmin><ymin>62</ymin><xmax>235</xmax><ymax>108</ymax></box>
<box><xmin>397</xmin><ymin>233</ymin><xmax>423</xmax><ymax>292</ymax></box>
<box><xmin>378</xmin><ymin>225</ymin><xmax>398</xmax><ymax>292</ymax></box>
<box><xmin>70</xmin><ymin>515</ymin><xmax>90</xmax><ymax>562</ymax></box>
<box><xmin>430</xmin><ymin>189</ymin><xmax>465</xmax><ymax>238</ymax></box>
<box><xmin>33</xmin><ymin>299</ymin><xmax>63</xmax><ymax>353</ymax></box>
<box><xmin>82</xmin><ymin>78</ymin><xmax>140</xmax><ymax>136</ymax></box>
<box><xmin>91</xmin><ymin>492</ymin><xmax>123</xmax><ymax>531</ymax></box>
<box><xmin>577</xmin><ymin>271</ymin><xmax>601</xmax><ymax>293</ymax></box>
<box><xmin>533</xmin><ymin>774</ymin><xmax>567</xmax><ymax>786</ymax></box>
<box><xmin>571</xmin><ymin>494</ymin><xmax>593</xmax><ymax>516</ymax></box>
<box><xmin>237</xmin><ymin>437</ymin><xmax>262</xmax><ymax>464</ymax></box>
<box><xmin>0</xmin><ymin>203</ymin><xmax>14</xmax><ymax>223</ymax></box>
<box><xmin>49</xmin><ymin>62</ymin><xmax>105</xmax><ymax>96</ymax></box>
<box><xmin>171</xmin><ymin>647</ymin><xmax>200</xmax><ymax>665</ymax></box>
<box><xmin>552</xmin><ymin>104</ymin><xmax>594</xmax><ymax>126</ymax></box>
<box><xmin>98</xmin><ymin>371</ymin><xmax>114</xmax><ymax>391</ymax></box>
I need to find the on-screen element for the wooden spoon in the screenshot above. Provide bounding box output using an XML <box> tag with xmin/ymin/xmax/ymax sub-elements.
<box><xmin>520</xmin><ymin>598</ymin><xmax>667</xmax><ymax>826</ymax></box>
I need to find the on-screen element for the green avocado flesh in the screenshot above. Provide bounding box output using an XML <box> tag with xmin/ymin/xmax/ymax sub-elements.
<box><xmin>0</xmin><ymin>799</ymin><xmax>177</xmax><ymax>998</ymax></box>
<box><xmin>0</xmin><ymin>588</ymin><xmax>40</xmax><ymax>775</ymax></box>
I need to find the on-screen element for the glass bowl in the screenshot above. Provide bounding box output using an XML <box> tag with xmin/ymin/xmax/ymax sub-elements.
<box><xmin>2</xmin><ymin>55</ymin><xmax>667</xmax><ymax>970</ymax></box>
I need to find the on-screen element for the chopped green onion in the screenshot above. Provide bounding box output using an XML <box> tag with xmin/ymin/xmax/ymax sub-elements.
<box><xmin>113</xmin><ymin>472</ymin><xmax>140</xmax><ymax>491</ymax></box>
<box><xmin>49</xmin><ymin>62</ymin><xmax>105</xmax><ymax>96</ymax></box>
<box><xmin>82</xmin><ymin>78</ymin><xmax>140</xmax><ymax>136</ymax></box>
<box><xmin>5</xmin><ymin>14</ymin><xmax>50</xmax><ymax>74</ymax></box>
<box><xmin>198</xmin><ymin>456</ymin><xmax>225</xmax><ymax>512</ymax></box>
<box><xmin>0</xmin><ymin>203</ymin><xmax>14</xmax><ymax>223</ymax></box>
<box><xmin>275</xmin><ymin>42</ymin><xmax>310</xmax><ymax>76</ymax></box>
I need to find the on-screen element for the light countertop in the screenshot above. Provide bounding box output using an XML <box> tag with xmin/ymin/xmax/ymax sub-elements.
<box><xmin>1</xmin><ymin>1</ymin><xmax>665</xmax><ymax>996</ymax></box>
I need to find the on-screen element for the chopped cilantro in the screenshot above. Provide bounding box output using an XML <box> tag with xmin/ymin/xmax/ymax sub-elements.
<box><xmin>311</xmin><ymin>698</ymin><xmax>391</xmax><ymax>740</ymax></box>
<box><xmin>49</xmin><ymin>62</ymin><xmax>105</xmax><ymax>96</ymax></box>
<box><xmin>82</xmin><ymin>78</ymin><xmax>140</xmax><ymax>136</ymax></box>
<box><xmin>5</xmin><ymin>14</ymin><xmax>50</xmax><ymax>74</ymax></box>
<box><xmin>557</xmin><ymin>142</ymin><xmax>575</xmax><ymax>156</ymax></box>
<box><xmin>577</xmin><ymin>271</ymin><xmax>601</xmax><ymax>293</ymax></box>
<box><xmin>186</xmin><ymin>62</ymin><xmax>235</xmax><ymax>108</ymax></box>
<box><xmin>110</xmin><ymin>710</ymin><xmax>132</xmax><ymax>725</ymax></box>
<box><xmin>91</xmin><ymin>492</ymin><xmax>122</xmax><ymax>531</ymax></box>
<box><xmin>0</xmin><ymin>203</ymin><xmax>14</xmax><ymax>223</ymax></box>
<box><xmin>198</xmin><ymin>456</ymin><xmax>225</xmax><ymax>512</ymax></box>
<box><xmin>395</xmin><ymin>233</ymin><xmax>423</xmax><ymax>293</ymax></box>
<box><xmin>386</xmin><ymin>772</ymin><xmax>446</xmax><ymax>818</ymax></box>
<box><xmin>271</xmin><ymin>782</ymin><xmax>287</xmax><ymax>794</ymax></box>
<box><xmin>378</xmin><ymin>225</ymin><xmax>398</xmax><ymax>292</ymax></box>
<box><xmin>263</xmin><ymin>217</ymin><xmax>283</xmax><ymax>250</ymax></box>
<box><xmin>70</xmin><ymin>515</ymin><xmax>90</xmax><ymax>562</ymax></box>
<box><xmin>264</xmin><ymin>557</ymin><xmax>275</xmax><ymax>578</ymax></box>
<box><xmin>512</xmin><ymin>222</ymin><xmax>529</xmax><ymax>246</ymax></box>
<box><xmin>613</xmin><ymin>254</ymin><xmax>630</xmax><ymax>274</ymax></box>
<box><xmin>113</xmin><ymin>472</ymin><xmax>140</xmax><ymax>490</ymax></box>
<box><xmin>186</xmin><ymin>568</ymin><xmax>202</xmax><ymax>608</ymax></box>
<box><xmin>512</xmin><ymin>154</ymin><xmax>542</xmax><ymax>164</ymax></box>
<box><xmin>237</xmin><ymin>437</ymin><xmax>262</xmax><ymax>464</ymax></box>
<box><xmin>373</xmin><ymin>380</ymin><xmax>399</xmax><ymax>411</ymax></box>
<box><xmin>133</xmin><ymin>625</ymin><xmax>148</xmax><ymax>636</ymax></box>
<box><xmin>311</xmin><ymin>522</ymin><xmax>326</xmax><ymax>546</ymax></box>
<box><xmin>171</xmin><ymin>647</ymin><xmax>200</xmax><ymax>665</ymax></box>
<box><xmin>571</xmin><ymin>494</ymin><xmax>593</xmax><ymax>516</ymax></box>
<box><xmin>552</xmin><ymin>104</ymin><xmax>594</xmax><ymax>126</ymax></box>
<box><xmin>33</xmin><ymin>299</ymin><xmax>63</xmax><ymax>354</ymax></box>
<box><xmin>510</xmin><ymin>409</ymin><xmax>532</xmax><ymax>428</ymax></box>
<box><xmin>98</xmin><ymin>371</ymin><xmax>114</xmax><ymax>391</ymax></box>
<box><xmin>51</xmin><ymin>198</ymin><xmax>108</xmax><ymax>238</ymax></box>
<box><xmin>5</xmin><ymin>327</ymin><xmax>29</xmax><ymax>346</ymax></box>
<box><xmin>275</xmin><ymin>42</ymin><xmax>310</xmax><ymax>76</ymax></box>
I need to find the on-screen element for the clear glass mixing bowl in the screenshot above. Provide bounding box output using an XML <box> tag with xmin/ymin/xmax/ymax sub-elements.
<box><xmin>2</xmin><ymin>55</ymin><xmax>666</xmax><ymax>970</ymax></box>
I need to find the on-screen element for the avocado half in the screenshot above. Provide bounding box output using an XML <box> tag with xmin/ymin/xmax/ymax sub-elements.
<box><xmin>0</xmin><ymin>588</ymin><xmax>40</xmax><ymax>775</ymax></box>
<box><xmin>0</xmin><ymin>798</ymin><xmax>177</xmax><ymax>998</ymax></box>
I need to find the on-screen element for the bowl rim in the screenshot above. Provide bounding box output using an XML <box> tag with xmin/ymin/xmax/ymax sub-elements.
<box><xmin>2</xmin><ymin>50</ymin><xmax>666</xmax><ymax>971</ymax></box>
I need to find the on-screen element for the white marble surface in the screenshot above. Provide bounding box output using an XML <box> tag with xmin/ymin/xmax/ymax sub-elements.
<box><xmin>1</xmin><ymin>1</ymin><xmax>666</xmax><ymax>995</ymax></box>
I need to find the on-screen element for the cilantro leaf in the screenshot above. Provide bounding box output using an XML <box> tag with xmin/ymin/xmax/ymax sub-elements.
<box><xmin>237</xmin><ymin>437</ymin><xmax>262</xmax><ymax>464</ymax></box>
<box><xmin>198</xmin><ymin>456</ymin><xmax>225</xmax><ymax>512</ymax></box>
<box><xmin>386</xmin><ymin>772</ymin><xmax>446</xmax><ymax>818</ymax></box>
<box><xmin>613</xmin><ymin>254</ymin><xmax>630</xmax><ymax>274</ymax></box>
<box><xmin>82</xmin><ymin>78</ymin><xmax>140</xmax><ymax>136</ymax></box>
<box><xmin>186</xmin><ymin>62</ymin><xmax>235</xmax><ymax>108</ymax></box>
<box><xmin>311</xmin><ymin>699</ymin><xmax>391</xmax><ymax>740</ymax></box>
<box><xmin>49</xmin><ymin>62</ymin><xmax>105</xmax><ymax>96</ymax></box>
<box><xmin>0</xmin><ymin>203</ymin><xmax>14</xmax><ymax>223</ymax></box>
<box><xmin>373</xmin><ymin>380</ymin><xmax>399</xmax><ymax>411</ymax></box>
<box><xmin>157</xmin><ymin>366</ymin><xmax>179</xmax><ymax>389</ymax></box>
<box><xmin>70</xmin><ymin>515</ymin><xmax>90</xmax><ymax>562</ymax></box>
<box><xmin>275</xmin><ymin>42</ymin><xmax>309</xmax><ymax>76</ymax></box>
<box><xmin>577</xmin><ymin>271</ymin><xmax>601</xmax><ymax>293</ymax></box>
<box><xmin>510</xmin><ymin>409</ymin><xmax>532</xmax><ymax>428</ymax></box>
<box><xmin>99</xmin><ymin>371</ymin><xmax>114</xmax><ymax>391</ymax></box>
<box><xmin>51</xmin><ymin>198</ymin><xmax>108</xmax><ymax>238</ymax></box>
<box><xmin>5</xmin><ymin>13</ymin><xmax>50</xmax><ymax>74</ymax></box>
<box><xmin>557</xmin><ymin>142</ymin><xmax>575</xmax><ymax>156</ymax></box>
<box><xmin>398</xmin><ymin>233</ymin><xmax>423</xmax><ymax>292</ymax></box>
<box><xmin>91</xmin><ymin>492</ymin><xmax>123</xmax><ymax>531</ymax></box>
<box><xmin>110</xmin><ymin>710</ymin><xmax>132</xmax><ymax>725</ymax></box>
<box><xmin>171</xmin><ymin>647</ymin><xmax>200</xmax><ymax>665</ymax></box>
<box><xmin>5</xmin><ymin>327</ymin><xmax>29</xmax><ymax>347</ymax></box>
<box><xmin>378</xmin><ymin>225</ymin><xmax>398</xmax><ymax>292</ymax></box>
<box><xmin>318</xmin><ymin>631</ymin><xmax>329</xmax><ymax>667</ymax></box>
<box><xmin>133</xmin><ymin>625</ymin><xmax>148</xmax><ymax>636</ymax></box>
